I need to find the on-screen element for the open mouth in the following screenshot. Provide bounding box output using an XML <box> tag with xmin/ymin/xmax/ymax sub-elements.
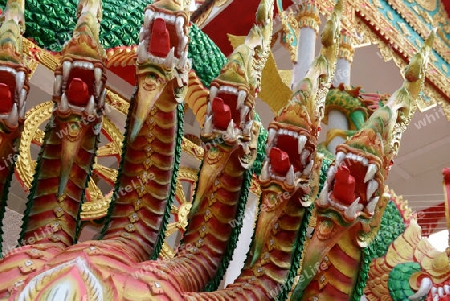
<box><xmin>0</xmin><ymin>66</ymin><xmax>27</xmax><ymax>126</ymax></box>
<box><xmin>430</xmin><ymin>285</ymin><xmax>450</xmax><ymax>301</ymax></box>
<box><xmin>54</xmin><ymin>60</ymin><xmax>105</xmax><ymax>114</ymax></box>
<box><xmin>137</xmin><ymin>7</ymin><xmax>188</xmax><ymax>69</ymax></box>
<box><xmin>202</xmin><ymin>82</ymin><xmax>252</xmax><ymax>141</ymax></box>
<box><xmin>317</xmin><ymin>145</ymin><xmax>381</xmax><ymax>221</ymax></box>
<box><xmin>259</xmin><ymin>124</ymin><xmax>314</xmax><ymax>187</ymax></box>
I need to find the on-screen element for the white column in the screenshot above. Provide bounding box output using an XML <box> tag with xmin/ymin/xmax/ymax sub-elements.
<box><xmin>292</xmin><ymin>27</ymin><xmax>317</xmax><ymax>85</ymax></box>
<box><xmin>223</xmin><ymin>192</ymin><xmax>259</xmax><ymax>285</ymax></box>
<box><xmin>291</xmin><ymin>1</ymin><xmax>320</xmax><ymax>86</ymax></box>
<box><xmin>327</xmin><ymin>29</ymin><xmax>354</xmax><ymax>154</ymax></box>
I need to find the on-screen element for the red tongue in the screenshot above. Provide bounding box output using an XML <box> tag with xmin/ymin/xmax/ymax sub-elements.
<box><xmin>149</xmin><ymin>18</ymin><xmax>171</xmax><ymax>57</ymax></box>
<box><xmin>66</xmin><ymin>78</ymin><xmax>90</xmax><ymax>107</ymax></box>
<box><xmin>0</xmin><ymin>83</ymin><xmax>12</xmax><ymax>114</ymax></box>
<box><xmin>333</xmin><ymin>165</ymin><xmax>356</xmax><ymax>205</ymax></box>
<box><xmin>212</xmin><ymin>97</ymin><xmax>232</xmax><ymax>130</ymax></box>
<box><xmin>270</xmin><ymin>147</ymin><xmax>291</xmax><ymax>175</ymax></box>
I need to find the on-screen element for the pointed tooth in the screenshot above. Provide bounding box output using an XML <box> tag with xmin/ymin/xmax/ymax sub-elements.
<box><xmin>179</xmin><ymin>52</ymin><xmax>188</xmax><ymax>68</ymax></box>
<box><xmin>59</xmin><ymin>93</ymin><xmax>69</xmax><ymax>112</ymax></box>
<box><xmin>96</xmin><ymin>81</ymin><xmax>103</xmax><ymax>98</ymax></box>
<box><xmin>19</xmin><ymin>89</ymin><xmax>27</xmax><ymax>108</ymax></box>
<box><xmin>303</xmin><ymin>159</ymin><xmax>314</xmax><ymax>176</ymax></box>
<box><xmin>298</xmin><ymin>135</ymin><xmax>307</xmax><ymax>154</ymax></box>
<box><xmin>409</xmin><ymin>278</ymin><xmax>432</xmax><ymax>300</ymax></box>
<box><xmin>326</xmin><ymin>165</ymin><xmax>337</xmax><ymax>186</ymax></box>
<box><xmin>144</xmin><ymin>9</ymin><xmax>154</xmax><ymax>28</ymax></box>
<box><xmin>336</xmin><ymin>152</ymin><xmax>345</xmax><ymax>166</ymax></box>
<box><xmin>138</xmin><ymin>41</ymin><xmax>148</xmax><ymax>63</ymax></box>
<box><xmin>318</xmin><ymin>183</ymin><xmax>329</xmax><ymax>206</ymax></box>
<box><xmin>209</xmin><ymin>86</ymin><xmax>218</xmax><ymax>102</ymax></box>
<box><xmin>240</xmin><ymin>105</ymin><xmax>250</xmax><ymax>127</ymax></box>
<box><xmin>237</xmin><ymin>90</ymin><xmax>246</xmax><ymax>110</ymax></box>
<box><xmin>175</xmin><ymin>15</ymin><xmax>184</xmax><ymax>32</ymax></box>
<box><xmin>94</xmin><ymin>67</ymin><xmax>102</xmax><ymax>84</ymax></box>
<box><xmin>227</xmin><ymin>119</ymin><xmax>235</xmax><ymax>137</ymax></box>
<box><xmin>7</xmin><ymin>103</ymin><xmax>18</xmax><ymax>127</ymax></box>
<box><xmin>301</xmin><ymin>149</ymin><xmax>310</xmax><ymax>165</ymax></box>
<box><xmin>364</xmin><ymin>164</ymin><xmax>377</xmax><ymax>183</ymax></box>
<box><xmin>286</xmin><ymin>165</ymin><xmax>295</xmax><ymax>186</ymax></box>
<box><xmin>53</xmin><ymin>75</ymin><xmax>62</xmax><ymax>96</ymax></box>
<box><xmin>203</xmin><ymin>115</ymin><xmax>212</xmax><ymax>135</ymax></box>
<box><xmin>86</xmin><ymin>95</ymin><xmax>95</xmax><ymax>115</ymax></box>
<box><xmin>16</xmin><ymin>71</ymin><xmax>25</xmax><ymax>94</ymax></box>
<box><xmin>445</xmin><ymin>285</ymin><xmax>450</xmax><ymax>294</ymax></box>
<box><xmin>98</xmin><ymin>90</ymin><xmax>106</xmax><ymax>109</ymax></box>
<box><xmin>260</xmin><ymin>161</ymin><xmax>270</xmax><ymax>181</ymax></box>
<box><xmin>62</xmin><ymin>61</ymin><xmax>72</xmax><ymax>82</ymax></box>
<box><xmin>268</xmin><ymin>128</ymin><xmax>276</xmax><ymax>145</ymax></box>
<box><xmin>243</xmin><ymin>120</ymin><xmax>253</xmax><ymax>136</ymax></box>
<box><xmin>179</xmin><ymin>35</ymin><xmax>189</xmax><ymax>53</ymax></box>
<box><xmin>366</xmin><ymin>180</ymin><xmax>379</xmax><ymax>200</ymax></box>
<box><xmin>164</xmin><ymin>47</ymin><xmax>175</xmax><ymax>68</ymax></box>
<box><xmin>367</xmin><ymin>197</ymin><xmax>379</xmax><ymax>214</ymax></box>
<box><xmin>438</xmin><ymin>287</ymin><xmax>444</xmax><ymax>297</ymax></box>
<box><xmin>139</xmin><ymin>27</ymin><xmax>146</xmax><ymax>43</ymax></box>
<box><xmin>345</xmin><ymin>197</ymin><xmax>363</xmax><ymax>219</ymax></box>
<box><xmin>19</xmin><ymin>102</ymin><xmax>26</xmax><ymax>119</ymax></box>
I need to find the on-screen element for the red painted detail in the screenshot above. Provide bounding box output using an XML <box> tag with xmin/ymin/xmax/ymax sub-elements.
<box><xmin>417</xmin><ymin>202</ymin><xmax>445</xmax><ymax>236</ymax></box>
<box><xmin>201</xmin><ymin>0</ymin><xmax>263</xmax><ymax>56</ymax></box>
<box><xmin>212</xmin><ymin>97</ymin><xmax>231</xmax><ymax>130</ymax></box>
<box><xmin>333</xmin><ymin>166</ymin><xmax>356</xmax><ymax>205</ymax></box>
<box><xmin>66</xmin><ymin>78</ymin><xmax>90</xmax><ymax>107</ymax></box>
<box><xmin>149</xmin><ymin>18</ymin><xmax>171</xmax><ymax>58</ymax></box>
<box><xmin>442</xmin><ymin>0</ymin><xmax>450</xmax><ymax>18</ymax></box>
<box><xmin>277</xmin><ymin>135</ymin><xmax>301</xmax><ymax>172</ymax></box>
<box><xmin>201</xmin><ymin>1</ymin><xmax>293</xmax><ymax>55</ymax></box>
<box><xmin>443</xmin><ymin>167</ymin><xmax>450</xmax><ymax>182</ymax></box>
<box><xmin>0</xmin><ymin>83</ymin><xmax>12</xmax><ymax>114</ymax></box>
<box><xmin>269</xmin><ymin>147</ymin><xmax>291</xmax><ymax>175</ymax></box>
<box><xmin>108</xmin><ymin>65</ymin><xmax>136</xmax><ymax>86</ymax></box>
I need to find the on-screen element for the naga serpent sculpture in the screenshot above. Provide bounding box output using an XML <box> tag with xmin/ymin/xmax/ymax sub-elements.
<box><xmin>0</xmin><ymin>0</ymin><xmax>439</xmax><ymax>300</ymax></box>
<box><xmin>363</xmin><ymin>168</ymin><xmax>450</xmax><ymax>301</ymax></box>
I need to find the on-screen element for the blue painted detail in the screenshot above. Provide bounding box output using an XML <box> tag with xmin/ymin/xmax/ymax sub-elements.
<box><xmin>369</xmin><ymin>0</ymin><xmax>450</xmax><ymax>77</ymax></box>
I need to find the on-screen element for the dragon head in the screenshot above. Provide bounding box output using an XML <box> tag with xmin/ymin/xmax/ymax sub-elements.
<box><xmin>315</xmin><ymin>29</ymin><xmax>435</xmax><ymax>246</ymax></box>
<box><xmin>51</xmin><ymin>0</ymin><xmax>106</xmax><ymax>197</ymax></box>
<box><xmin>129</xmin><ymin>0</ymin><xmax>190</xmax><ymax>142</ymax></box>
<box><xmin>404</xmin><ymin>168</ymin><xmax>450</xmax><ymax>301</ymax></box>
<box><xmin>0</xmin><ymin>0</ymin><xmax>29</xmax><ymax>132</ymax></box>
<box><xmin>54</xmin><ymin>0</ymin><xmax>106</xmax><ymax>118</ymax></box>
<box><xmin>201</xmin><ymin>0</ymin><xmax>273</xmax><ymax>162</ymax></box>
<box><xmin>189</xmin><ymin>0</ymin><xmax>273</xmax><ymax>218</ymax></box>
<box><xmin>248</xmin><ymin>0</ymin><xmax>342</xmax><ymax>266</ymax></box>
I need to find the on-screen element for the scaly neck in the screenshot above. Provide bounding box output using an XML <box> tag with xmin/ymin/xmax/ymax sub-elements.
<box><xmin>102</xmin><ymin>89</ymin><xmax>182</xmax><ymax>261</ymax></box>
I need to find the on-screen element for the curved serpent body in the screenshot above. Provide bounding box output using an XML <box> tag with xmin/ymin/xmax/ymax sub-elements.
<box><xmin>100</xmin><ymin>11</ymin><xmax>187</xmax><ymax>257</ymax></box>
<box><xmin>19</xmin><ymin>0</ymin><xmax>106</xmax><ymax>247</ymax></box>
<box><xmin>0</xmin><ymin>0</ymin><xmax>440</xmax><ymax>300</ymax></box>
<box><xmin>0</xmin><ymin>0</ymin><xmax>29</xmax><ymax>255</ymax></box>
<box><xmin>293</xmin><ymin>29</ymin><xmax>435</xmax><ymax>301</ymax></box>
